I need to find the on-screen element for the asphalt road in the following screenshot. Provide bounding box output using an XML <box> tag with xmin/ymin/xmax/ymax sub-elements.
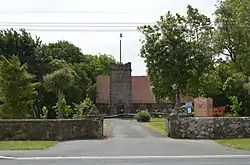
<box><xmin>1</xmin><ymin>119</ymin><xmax>250</xmax><ymax>165</ymax></box>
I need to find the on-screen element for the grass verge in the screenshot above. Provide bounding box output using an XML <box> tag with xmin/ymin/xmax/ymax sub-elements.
<box><xmin>145</xmin><ymin>122</ymin><xmax>167</xmax><ymax>136</ymax></box>
<box><xmin>216</xmin><ymin>138</ymin><xmax>250</xmax><ymax>150</ymax></box>
<box><xmin>150</xmin><ymin>118</ymin><xmax>166</xmax><ymax>122</ymax></box>
<box><xmin>0</xmin><ymin>141</ymin><xmax>58</xmax><ymax>150</ymax></box>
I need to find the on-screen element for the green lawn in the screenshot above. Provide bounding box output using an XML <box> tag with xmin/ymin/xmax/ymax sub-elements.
<box><xmin>0</xmin><ymin>141</ymin><xmax>58</xmax><ymax>150</ymax></box>
<box><xmin>216</xmin><ymin>138</ymin><xmax>250</xmax><ymax>150</ymax></box>
<box><xmin>150</xmin><ymin>118</ymin><xmax>166</xmax><ymax>122</ymax></box>
<box><xmin>145</xmin><ymin>122</ymin><xmax>167</xmax><ymax>136</ymax></box>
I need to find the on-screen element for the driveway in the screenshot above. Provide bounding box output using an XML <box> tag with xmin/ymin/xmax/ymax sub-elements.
<box><xmin>1</xmin><ymin>119</ymin><xmax>250</xmax><ymax>165</ymax></box>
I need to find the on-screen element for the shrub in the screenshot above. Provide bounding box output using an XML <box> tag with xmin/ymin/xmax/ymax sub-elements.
<box><xmin>53</xmin><ymin>94</ymin><xmax>72</xmax><ymax>119</ymax></box>
<box><xmin>229</xmin><ymin>96</ymin><xmax>242</xmax><ymax>117</ymax></box>
<box><xmin>134</xmin><ymin>110</ymin><xmax>151</xmax><ymax>122</ymax></box>
<box><xmin>40</xmin><ymin>106</ymin><xmax>48</xmax><ymax>119</ymax></box>
<box><xmin>73</xmin><ymin>97</ymin><xmax>93</xmax><ymax>119</ymax></box>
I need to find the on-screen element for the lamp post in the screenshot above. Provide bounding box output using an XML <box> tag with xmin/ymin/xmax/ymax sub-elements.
<box><xmin>172</xmin><ymin>83</ymin><xmax>180</xmax><ymax>114</ymax></box>
<box><xmin>120</xmin><ymin>33</ymin><xmax>122</xmax><ymax>64</ymax></box>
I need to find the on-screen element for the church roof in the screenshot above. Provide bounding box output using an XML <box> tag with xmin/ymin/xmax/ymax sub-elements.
<box><xmin>96</xmin><ymin>75</ymin><xmax>156</xmax><ymax>104</ymax></box>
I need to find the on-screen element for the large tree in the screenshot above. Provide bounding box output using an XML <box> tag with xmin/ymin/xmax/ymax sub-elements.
<box><xmin>214</xmin><ymin>0</ymin><xmax>250</xmax><ymax>75</ymax></box>
<box><xmin>42</xmin><ymin>40</ymin><xmax>85</xmax><ymax>65</ymax></box>
<box><xmin>139</xmin><ymin>5</ymin><xmax>214</xmax><ymax>100</ymax></box>
<box><xmin>0</xmin><ymin>56</ymin><xmax>40</xmax><ymax>119</ymax></box>
<box><xmin>0</xmin><ymin>29</ymin><xmax>45</xmax><ymax>80</ymax></box>
<box><xmin>213</xmin><ymin>0</ymin><xmax>250</xmax><ymax>116</ymax></box>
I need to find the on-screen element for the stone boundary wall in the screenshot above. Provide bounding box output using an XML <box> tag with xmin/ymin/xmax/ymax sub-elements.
<box><xmin>167</xmin><ymin>117</ymin><xmax>250</xmax><ymax>139</ymax></box>
<box><xmin>0</xmin><ymin>116</ymin><xmax>103</xmax><ymax>140</ymax></box>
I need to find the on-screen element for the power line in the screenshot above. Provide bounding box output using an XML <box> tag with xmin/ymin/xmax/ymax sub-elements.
<box><xmin>0</xmin><ymin>28</ymin><xmax>139</xmax><ymax>32</ymax></box>
<box><xmin>0</xmin><ymin>24</ymin><xmax>142</xmax><ymax>28</ymax></box>
<box><xmin>0</xmin><ymin>22</ymin><xmax>155</xmax><ymax>25</ymax></box>
<box><xmin>0</xmin><ymin>11</ymin><xmax>128</xmax><ymax>14</ymax></box>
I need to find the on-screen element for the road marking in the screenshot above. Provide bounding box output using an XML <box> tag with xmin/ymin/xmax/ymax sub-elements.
<box><xmin>1</xmin><ymin>155</ymin><xmax>250</xmax><ymax>160</ymax></box>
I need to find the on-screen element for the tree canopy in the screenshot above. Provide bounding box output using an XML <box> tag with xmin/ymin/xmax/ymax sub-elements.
<box><xmin>139</xmin><ymin>5</ymin><xmax>214</xmax><ymax>100</ymax></box>
<box><xmin>0</xmin><ymin>29</ymin><xmax>116</xmax><ymax>119</ymax></box>
<box><xmin>140</xmin><ymin>1</ymin><xmax>250</xmax><ymax>116</ymax></box>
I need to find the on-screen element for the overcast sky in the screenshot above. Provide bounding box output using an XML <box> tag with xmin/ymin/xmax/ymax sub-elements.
<box><xmin>0</xmin><ymin>0</ymin><xmax>217</xmax><ymax>76</ymax></box>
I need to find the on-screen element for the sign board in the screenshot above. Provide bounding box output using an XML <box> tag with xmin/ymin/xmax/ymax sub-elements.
<box><xmin>185</xmin><ymin>102</ymin><xmax>193</xmax><ymax>108</ymax></box>
<box><xmin>185</xmin><ymin>102</ymin><xmax>193</xmax><ymax>113</ymax></box>
<box><xmin>193</xmin><ymin>97</ymin><xmax>213</xmax><ymax>117</ymax></box>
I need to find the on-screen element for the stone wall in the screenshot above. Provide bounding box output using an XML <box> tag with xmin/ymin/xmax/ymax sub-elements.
<box><xmin>167</xmin><ymin>117</ymin><xmax>250</xmax><ymax>139</ymax></box>
<box><xmin>0</xmin><ymin>117</ymin><xmax>103</xmax><ymax>140</ymax></box>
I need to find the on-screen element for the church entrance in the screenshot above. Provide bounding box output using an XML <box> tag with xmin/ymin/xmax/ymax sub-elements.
<box><xmin>116</xmin><ymin>104</ymin><xmax>125</xmax><ymax>115</ymax></box>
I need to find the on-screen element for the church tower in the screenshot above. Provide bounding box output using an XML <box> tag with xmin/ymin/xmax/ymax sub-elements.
<box><xmin>109</xmin><ymin>62</ymin><xmax>132</xmax><ymax>115</ymax></box>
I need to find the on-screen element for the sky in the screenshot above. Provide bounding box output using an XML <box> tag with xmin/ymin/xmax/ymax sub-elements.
<box><xmin>0</xmin><ymin>0</ymin><xmax>218</xmax><ymax>76</ymax></box>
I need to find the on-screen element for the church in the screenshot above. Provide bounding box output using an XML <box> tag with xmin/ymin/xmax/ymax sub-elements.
<box><xmin>95</xmin><ymin>62</ymin><xmax>188</xmax><ymax>115</ymax></box>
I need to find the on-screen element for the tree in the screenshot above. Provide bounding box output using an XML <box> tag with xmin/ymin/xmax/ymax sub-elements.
<box><xmin>43</xmin><ymin>67</ymin><xmax>75</xmax><ymax>98</ymax></box>
<box><xmin>42</xmin><ymin>41</ymin><xmax>116</xmax><ymax>105</ymax></box>
<box><xmin>42</xmin><ymin>40</ymin><xmax>85</xmax><ymax>65</ymax></box>
<box><xmin>213</xmin><ymin>0</ymin><xmax>250</xmax><ymax>116</ymax></box>
<box><xmin>0</xmin><ymin>56</ymin><xmax>40</xmax><ymax>119</ymax></box>
<box><xmin>0</xmin><ymin>29</ymin><xmax>45</xmax><ymax>80</ymax></box>
<box><xmin>139</xmin><ymin>5</ymin><xmax>214</xmax><ymax>100</ymax></box>
<box><xmin>214</xmin><ymin>0</ymin><xmax>250</xmax><ymax>75</ymax></box>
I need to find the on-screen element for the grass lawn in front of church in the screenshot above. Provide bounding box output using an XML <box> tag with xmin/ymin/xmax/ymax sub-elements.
<box><xmin>150</xmin><ymin>117</ymin><xmax>166</xmax><ymax>122</ymax></box>
<box><xmin>0</xmin><ymin>141</ymin><xmax>58</xmax><ymax>150</ymax></box>
<box><xmin>144</xmin><ymin>122</ymin><xmax>167</xmax><ymax>136</ymax></box>
<box><xmin>216</xmin><ymin>138</ymin><xmax>250</xmax><ymax>151</ymax></box>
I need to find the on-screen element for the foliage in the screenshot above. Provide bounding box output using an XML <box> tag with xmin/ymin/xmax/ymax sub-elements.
<box><xmin>228</xmin><ymin>96</ymin><xmax>242</xmax><ymax>117</ymax></box>
<box><xmin>73</xmin><ymin>97</ymin><xmax>94</xmax><ymax>119</ymax></box>
<box><xmin>214</xmin><ymin>0</ymin><xmax>250</xmax><ymax>75</ymax></box>
<box><xmin>213</xmin><ymin>0</ymin><xmax>250</xmax><ymax>116</ymax></box>
<box><xmin>43</xmin><ymin>67</ymin><xmax>75</xmax><ymax>97</ymax></box>
<box><xmin>53</xmin><ymin>94</ymin><xmax>72</xmax><ymax>119</ymax></box>
<box><xmin>139</xmin><ymin>5</ymin><xmax>214</xmax><ymax>99</ymax></box>
<box><xmin>0</xmin><ymin>28</ymin><xmax>117</xmax><ymax>119</ymax></box>
<box><xmin>40</xmin><ymin>106</ymin><xmax>48</xmax><ymax>119</ymax></box>
<box><xmin>137</xmin><ymin>1</ymin><xmax>250</xmax><ymax>116</ymax></box>
<box><xmin>134</xmin><ymin>110</ymin><xmax>151</xmax><ymax>122</ymax></box>
<box><xmin>42</xmin><ymin>40</ymin><xmax>85</xmax><ymax>64</ymax></box>
<box><xmin>0</xmin><ymin>56</ymin><xmax>40</xmax><ymax>119</ymax></box>
<box><xmin>0</xmin><ymin>29</ymin><xmax>45</xmax><ymax>80</ymax></box>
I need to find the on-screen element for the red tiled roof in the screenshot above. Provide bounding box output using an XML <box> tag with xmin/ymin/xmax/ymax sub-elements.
<box><xmin>132</xmin><ymin>76</ymin><xmax>155</xmax><ymax>103</ymax></box>
<box><xmin>96</xmin><ymin>76</ymin><xmax>110</xmax><ymax>104</ymax></box>
<box><xmin>96</xmin><ymin>75</ymin><xmax>156</xmax><ymax>104</ymax></box>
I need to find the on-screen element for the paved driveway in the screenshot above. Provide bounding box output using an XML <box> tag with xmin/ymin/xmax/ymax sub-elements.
<box><xmin>1</xmin><ymin>119</ymin><xmax>250</xmax><ymax>165</ymax></box>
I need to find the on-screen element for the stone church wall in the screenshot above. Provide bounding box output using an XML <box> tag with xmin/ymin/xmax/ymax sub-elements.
<box><xmin>109</xmin><ymin>63</ymin><xmax>132</xmax><ymax>115</ymax></box>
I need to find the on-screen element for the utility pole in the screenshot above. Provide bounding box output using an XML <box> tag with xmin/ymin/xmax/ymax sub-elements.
<box><xmin>120</xmin><ymin>33</ymin><xmax>122</xmax><ymax>64</ymax></box>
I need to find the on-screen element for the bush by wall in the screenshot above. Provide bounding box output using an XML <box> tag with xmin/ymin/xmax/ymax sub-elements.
<box><xmin>134</xmin><ymin>111</ymin><xmax>151</xmax><ymax>122</ymax></box>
